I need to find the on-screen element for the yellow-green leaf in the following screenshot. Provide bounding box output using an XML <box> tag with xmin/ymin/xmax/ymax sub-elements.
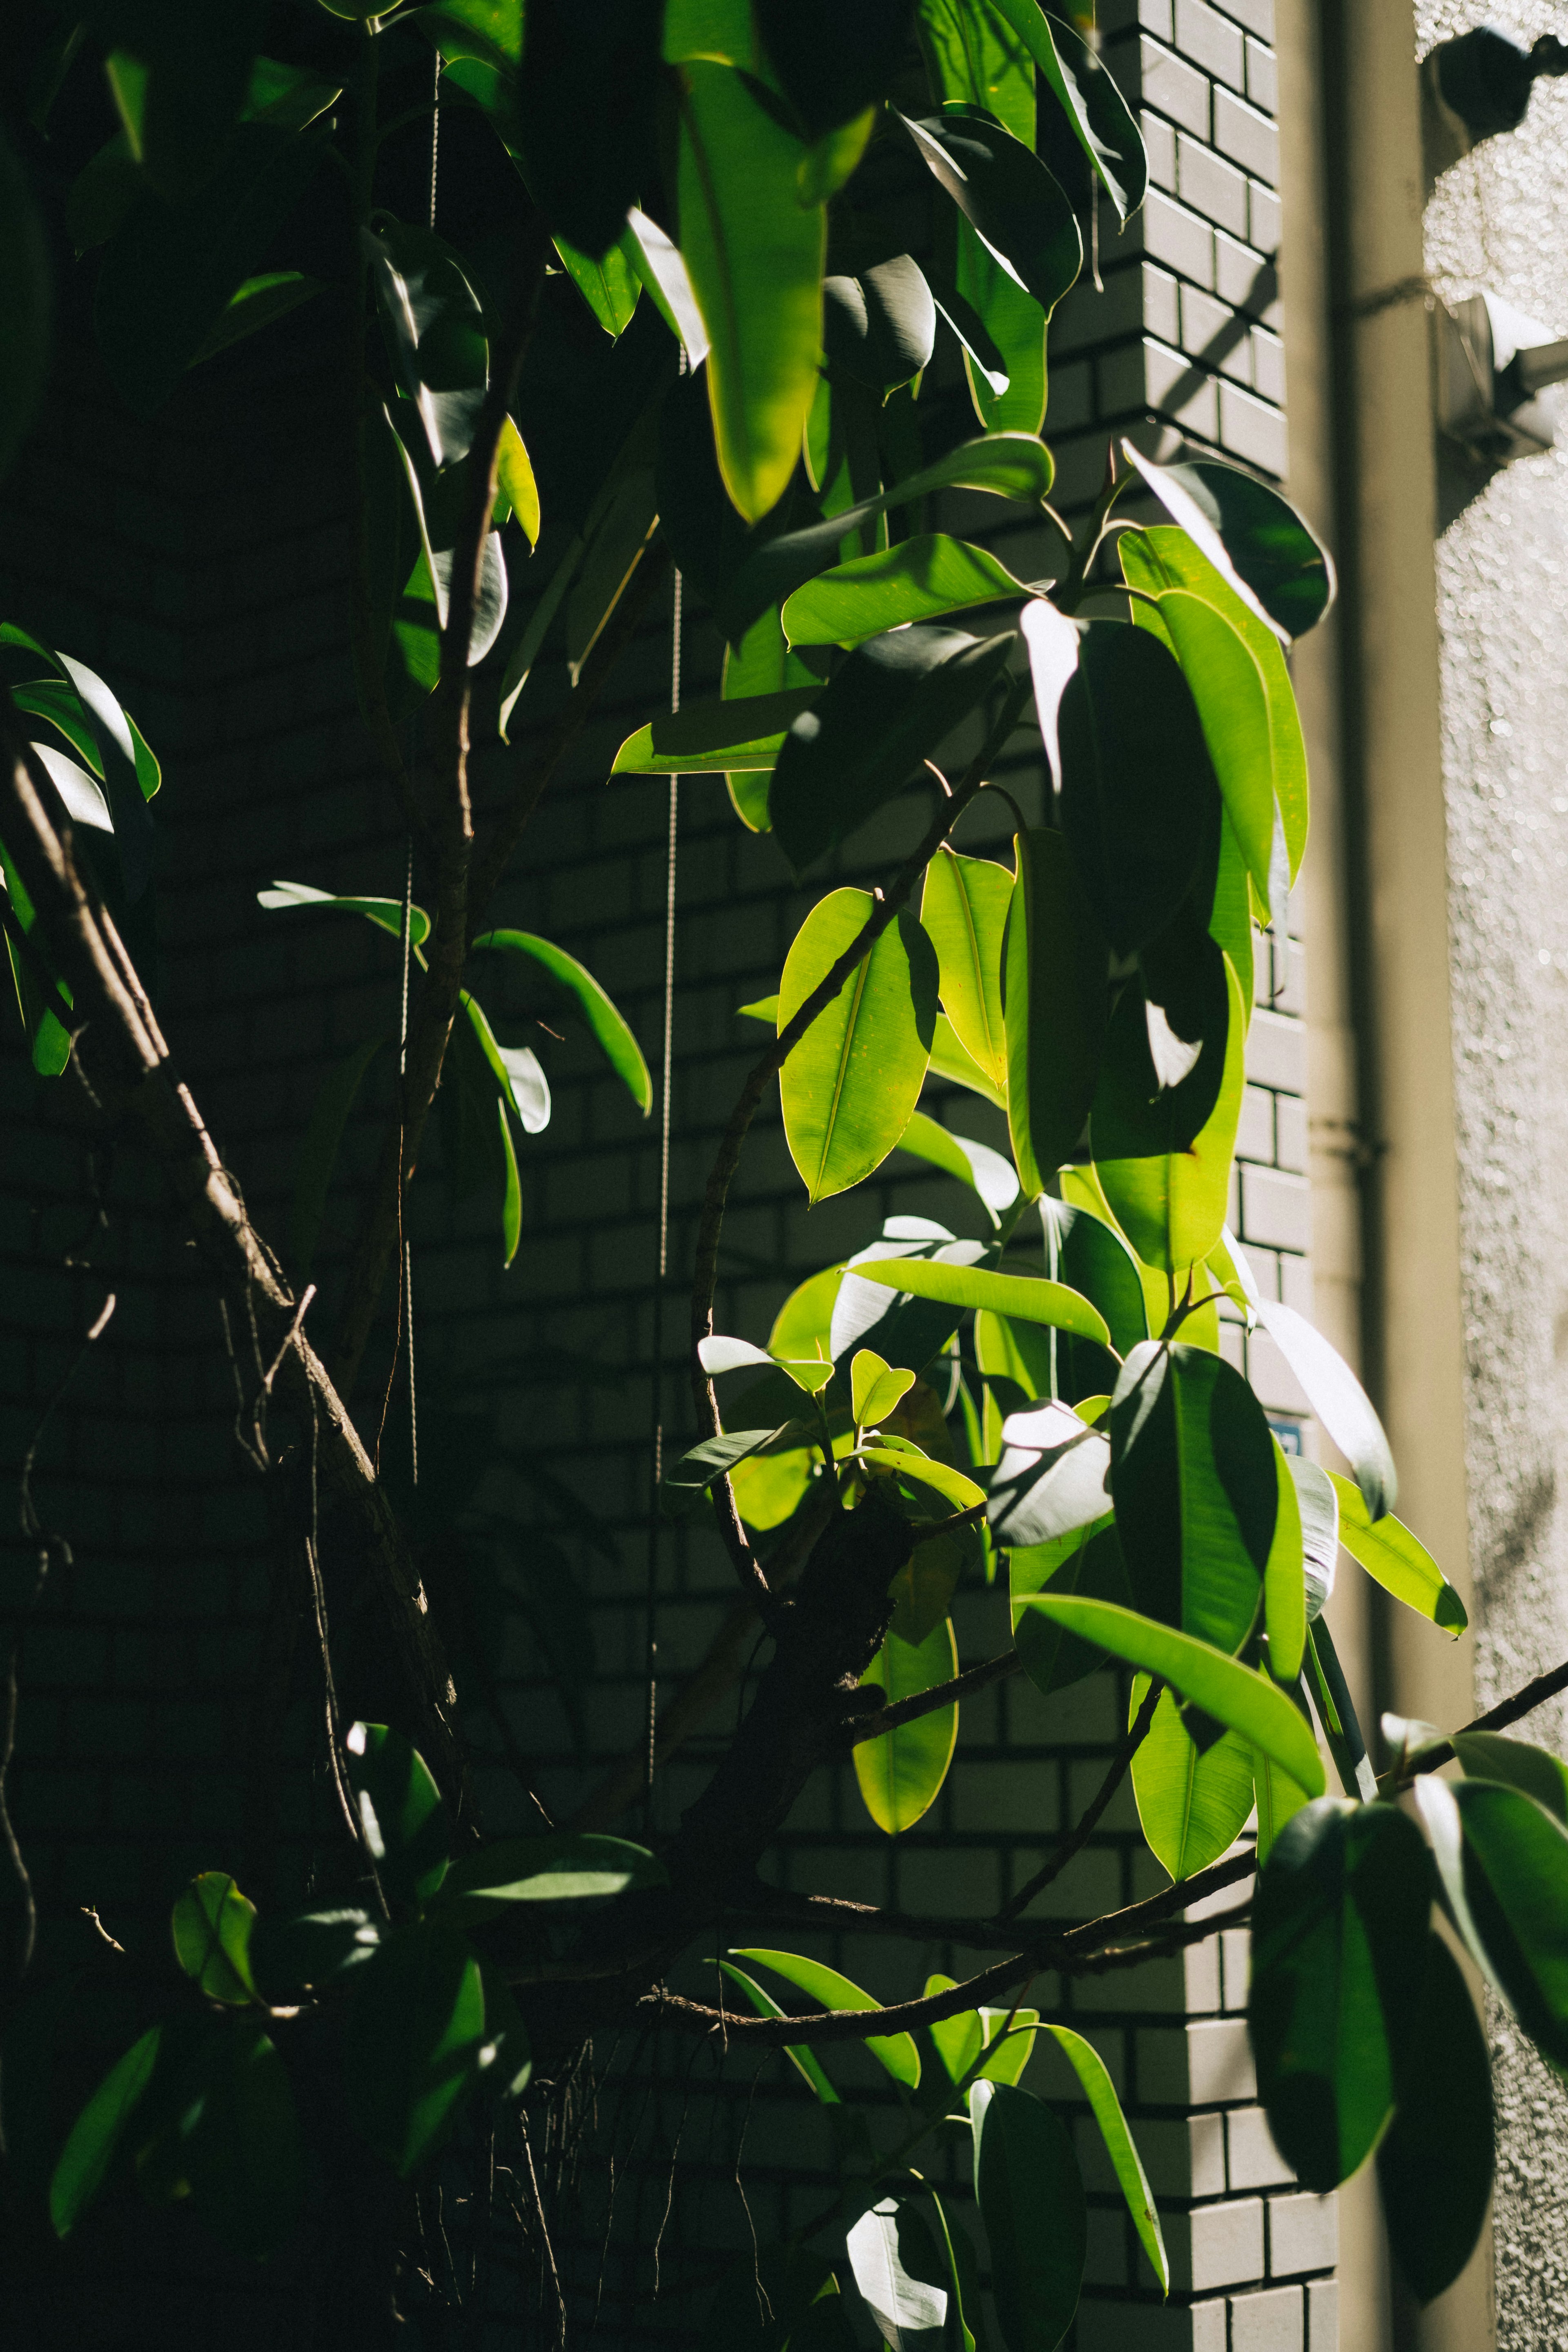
<box><xmin>1094</xmin><ymin>952</ymin><xmax>1246</xmax><ymax>1274</ymax></box>
<box><xmin>852</xmin><ymin>1350</ymin><xmax>916</xmax><ymax>1429</ymax></box>
<box><xmin>495</xmin><ymin>413</ymin><xmax>540</xmax><ymax>547</ymax></box>
<box><xmin>1328</xmin><ymin>1473</ymin><xmax>1467</xmax><ymax>1635</ymax></box>
<box><xmin>851</xmin><ymin>1257</ymin><xmax>1109</xmax><ymax>1347</ymax></box>
<box><xmin>1129</xmin><ymin>1675</ymin><xmax>1256</xmax><ymax>1883</ymax></box>
<box><xmin>921</xmin><ymin>843</ymin><xmax>1011</xmax><ymax>1090</ymax></box>
<box><xmin>172</xmin><ymin>1872</ymin><xmax>257</xmax><ymax>2005</ymax></box>
<box><xmin>778</xmin><ymin>890</ymin><xmax>938</xmax><ymax>1203</ymax></box>
<box><xmin>855</xmin><ymin>1618</ymin><xmax>960</xmax><ymax>1833</ymax></box>
<box><xmin>1264</xmin><ymin>1433</ymin><xmax>1306</xmax><ymax>1682</ymax></box>
<box><xmin>731</xmin><ymin>1949</ymin><xmax>921</xmax><ymax>2089</ymax></box>
<box><xmin>782</xmin><ymin>534</ymin><xmax>1034</xmax><ymax>647</ymax></box>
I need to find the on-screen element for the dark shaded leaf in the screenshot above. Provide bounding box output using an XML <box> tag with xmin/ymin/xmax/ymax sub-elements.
<box><xmin>733</xmin><ymin>1950</ymin><xmax>920</xmax><ymax>2088</ymax></box>
<box><xmin>991</xmin><ymin>0</ymin><xmax>1147</xmax><ymax>218</ymax></box>
<box><xmin>289</xmin><ymin>1036</ymin><xmax>386</xmax><ymax>1278</ymax></box>
<box><xmin>972</xmin><ymin>2081</ymin><xmax>1085</xmax><ymax>2352</ymax></box>
<box><xmin>345</xmin><ymin>1922</ymin><xmax>486</xmax><ymax>2177</ymax></box>
<box><xmin>185</xmin><ymin>2018</ymin><xmax>304</xmax><ymax>2261</ymax></box>
<box><xmin>847</xmin><ymin>2197</ymin><xmax>947</xmax><ymax>2349</ymax></box>
<box><xmin>824</xmin><ymin>255</ymin><xmax>936</xmax><ymax>394</ymax></box>
<box><xmin>901</xmin><ymin>109</ymin><xmax>1080</xmax><ymax>313</ymax></box>
<box><xmin>513</xmin><ymin>0</ymin><xmax>659</xmax><ymax>256</ymax></box>
<box><xmin>471</xmin><ymin>928</ymin><xmax>651</xmax><ymax>1111</ymax></box>
<box><xmin>1377</xmin><ymin>1934</ymin><xmax>1494</xmax><ymax>2305</ymax></box>
<box><xmin>1250</xmin><ymin>1798</ymin><xmax>1432</xmax><ymax>2190</ymax></box>
<box><xmin>172</xmin><ymin>1871</ymin><xmax>257</xmax><ymax>2004</ymax></box>
<box><xmin>249</xmin><ymin>1907</ymin><xmax>382</xmax><ymax>2001</ymax></box>
<box><xmin>1003</xmin><ymin>826</ymin><xmax>1107</xmax><ymax>1196</ymax></box>
<box><xmin>1156</xmin><ymin>457</ymin><xmax>1336</xmax><ymax>640</ymax></box>
<box><xmin>1419</xmin><ymin>1774</ymin><xmax>1568</xmax><ymax>2070</ymax></box>
<box><xmin>343</xmin><ymin>1722</ymin><xmax>451</xmax><ymax>1912</ymax></box>
<box><xmin>441</xmin><ymin>1831</ymin><xmax>666</xmax><ymax>1911</ymax></box>
<box><xmin>50</xmin><ymin>2027</ymin><xmax>160</xmax><ymax>2238</ymax></box>
<box><xmin>757</xmin><ymin>0</ymin><xmax>917</xmax><ymax>135</ymax></box>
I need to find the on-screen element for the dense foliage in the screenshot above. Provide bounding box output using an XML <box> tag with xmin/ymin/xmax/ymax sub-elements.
<box><xmin>1</xmin><ymin>0</ymin><xmax>1564</xmax><ymax>2342</ymax></box>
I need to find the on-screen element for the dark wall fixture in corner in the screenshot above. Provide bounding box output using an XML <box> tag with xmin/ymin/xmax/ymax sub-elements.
<box><xmin>1426</xmin><ymin>22</ymin><xmax>1568</xmax><ymax>148</ymax></box>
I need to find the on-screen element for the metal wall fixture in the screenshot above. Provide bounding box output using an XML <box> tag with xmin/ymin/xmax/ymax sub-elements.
<box><xmin>1425</xmin><ymin>21</ymin><xmax>1568</xmax><ymax>147</ymax></box>
<box><xmin>1434</xmin><ymin>291</ymin><xmax>1568</xmax><ymax>465</ymax></box>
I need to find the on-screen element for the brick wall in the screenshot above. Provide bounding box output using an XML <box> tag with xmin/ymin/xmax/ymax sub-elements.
<box><xmin>0</xmin><ymin>3</ymin><xmax>1333</xmax><ymax>2340</ymax></box>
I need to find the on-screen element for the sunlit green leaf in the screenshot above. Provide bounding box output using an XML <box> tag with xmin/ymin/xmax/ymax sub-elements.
<box><xmin>1264</xmin><ymin>1433</ymin><xmax>1306</xmax><ymax>1682</ymax></box>
<box><xmin>1417</xmin><ymin>1773</ymin><xmax>1568</xmax><ymax>2070</ymax></box>
<box><xmin>1453</xmin><ymin>1730</ymin><xmax>1568</xmax><ymax>1826</ymax></box>
<box><xmin>851</xmin><ymin>1256</ymin><xmax>1109</xmax><ymax>1345</ymax></box>
<box><xmin>901</xmin><ymin>109</ymin><xmax>1080</xmax><ymax>314</ymax></box>
<box><xmin>988</xmin><ymin>0</ymin><xmax>1147</xmax><ymax>218</ymax></box>
<box><xmin>554</xmin><ymin>230</ymin><xmax>641</xmax><ymax>337</ymax></box>
<box><xmin>172</xmin><ymin>1871</ymin><xmax>257</xmax><ymax>2005</ymax></box>
<box><xmin>495</xmin><ymin>413</ymin><xmax>541</xmax><ymax>546</ymax></box>
<box><xmin>441</xmin><ymin>1832</ymin><xmax>667</xmax><ymax>1910</ymax></box>
<box><xmin>1092</xmin><ymin>954</ymin><xmax>1245</xmax><ymax>1274</ymax></box>
<box><xmin>1135</xmin><ymin>450</ymin><xmax>1335</xmax><ymax>641</ymax></box>
<box><xmin>471</xmin><ymin>928</ymin><xmax>651</xmax><ymax>1113</ymax></box>
<box><xmin>917</xmin><ymin>0</ymin><xmax>1036</xmax><ymax>144</ymax></box>
<box><xmin>1129</xmin><ymin>1676</ymin><xmax>1255</xmax><ymax>1883</ymax></box>
<box><xmin>719</xmin><ymin>1960</ymin><xmax>840</xmax><ymax>2103</ymax></box>
<box><xmin>921</xmin><ymin>844</ymin><xmax>1012</xmax><ymax>1091</ymax></box>
<box><xmin>855</xmin><ymin>1618</ymin><xmax>960</xmax><ymax>1833</ymax></box>
<box><xmin>732</xmin><ymin>1949</ymin><xmax>920</xmax><ymax>2089</ymax></box>
<box><xmin>611</xmin><ymin>684</ymin><xmax>822</xmax><ymax>774</ymax></box>
<box><xmin>896</xmin><ymin>1112</ymin><xmax>1019</xmax><ymax>1222</ymax></box>
<box><xmin>783</xmin><ymin>534</ymin><xmax>1031</xmax><ymax>649</ymax></box>
<box><xmin>343</xmin><ymin>1722</ymin><xmax>452</xmax><ymax>1911</ymax></box>
<box><xmin>991</xmin><ymin>1402</ymin><xmax>1111</xmax><ymax>1553</ymax></box>
<box><xmin>257</xmin><ymin>878</ymin><xmax>431</xmax><ymax>946</ymax></box>
<box><xmin>847</xmin><ymin>2198</ymin><xmax>949</xmax><ymax>2350</ymax></box>
<box><xmin>779</xmin><ymin>890</ymin><xmax>938</xmax><ymax>1202</ymax></box>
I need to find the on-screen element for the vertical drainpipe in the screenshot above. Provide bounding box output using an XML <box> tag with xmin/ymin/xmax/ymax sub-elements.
<box><xmin>1278</xmin><ymin>4</ymin><xmax>1488</xmax><ymax>2350</ymax></box>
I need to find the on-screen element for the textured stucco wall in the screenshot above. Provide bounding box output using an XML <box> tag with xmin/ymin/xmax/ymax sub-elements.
<box><xmin>1419</xmin><ymin>6</ymin><xmax>1568</xmax><ymax>2340</ymax></box>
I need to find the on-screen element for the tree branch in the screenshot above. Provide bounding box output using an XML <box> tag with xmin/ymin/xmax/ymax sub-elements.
<box><xmin>688</xmin><ymin>673</ymin><xmax>1035</xmax><ymax>1605</ymax></box>
<box><xmin>851</xmin><ymin>1647</ymin><xmax>1022</xmax><ymax>1744</ymax></box>
<box><xmin>1390</xmin><ymin>1653</ymin><xmax>1568</xmax><ymax>1780</ymax></box>
<box><xmin>0</xmin><ymin>701</ymin><xmax>469</xmax><ymax>1811</ymax></box>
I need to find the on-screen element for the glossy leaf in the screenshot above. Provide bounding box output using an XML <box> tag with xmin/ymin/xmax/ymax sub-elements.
<box><xmin>1453</xmin><ymin>1730</ymin><xmax>1568</xmax><ymax>1826</ymax></box>
<box><xmin>719</xmin><ymin>432</ymin><xmax>1056</xmax><ymax>639</ymax></box>
<box><xmin>901</xmin><ymin>111</ymin><xmax>1080</xmax><ymax>315</ymax></box>
<box><xmin>1148</xmin><ymin>590</ymin><xmax>1277</xmax><ymax>918</ymax></box>
<box><xmin>852</xmin><ymin>1256</ymin><xmax>1109</xmax><ymax>1345</ymax></box>
<box><xmin>1252</xmin><ymin>1310</ymin><xmax>1396</xmax><ymax>1527</ymax></box>
<box><xmin>555</xmin><ymin>232</ymin><xmax>641</xmax><ymax>338</ymax></box>
<box><xmin>1291</xmin><ymin>1456</ymin><xmax>1339</xmax><ymax>1622</ymax></box>
<box><xmin>345</xmin><ymin>1922</ymin><xmax>487</xmax><ymax>2176</ymax></box>
<box><xmin>1129</xmin><ymin>1676</ymin><xmax>1255</xmax><ymax>1882</ymax></box>
<box><xmin>783</xmin><ymin>535</ymin><xmax>1033</xmax><ymax>648</ymax></box>
<box><xmin>991</xmin><ymin>0</ymin><xmax>1147</xmax><ymax>219</ymax></box>
<box><xmin>1042</xmin><ymin>1196</ymin><xmax>1150</xmax><ymax>1359</ymax></box>
<box><xmin>921</xmin><ymin>844</ymin><xmax>1012</xmax><ymax>1090</ymax></box>
<box><xmin>625</xmin><ymin>206</ymin><xmax>710</xmax><ymax>364</ymax></box>
<box><xmin>1331</xmin><ymin>1501</ymin><xmax>1463</xmax><ymax>1665</ymax></box>
<box><xmin>1376</xmin><ymin>1935</ymin><xmax>1495</xmax><ymax>2305</ymax></box>
<box><xmin>1119</xmin><ymin>439</ymin><xmax>1288</xmax><ymax>646</ymax></box>
<box><xmin>831</xmin><ymin>1232</ymin><xmax>989</xmax><ymax>1370</ymax></box>
<box><xmin>1023</xmin><ymin>1595</ymin><xmax>1325</xmax><ymax>1794</ymax></box>
<box><xmin>860</xmin><ymin>1447</ymin><xmax>986</xmax><ymax>1516</ymax></box>
<box><xmin>495</xmin><ymin>414</ymin><xmax>541</xmax><ymax>546</ymax></box>
<box><xmin>186</xmin><ymin>2019</ymin><xmax>305</xmax><ymax>2262</ymax></box>
<box><xmin>778</xmin><ymin>891</ymin><xmax>938</xmax><ymax>1203</ymax></box>
<box><xmin>365</xmin><ymin>220</ymin><xmax>489</xmax><ymax>472</ymax></box>
<box><xmin>897</xmin><ymin>1113</ymin><xmax>1019</xmax><ymax>1221</ymax></box>
<box><xmin>855</xmin><ymin>1617</ymin><xmax>960</xmax><ymax>1833</ymax></box>
<box><xmin>1108</xmin><ymin>1341</ymin><xmax>1276</xmax><ymax>1649</ymax></box>
<box><xmin>823</xmin><ymin>255</ymin><xmax>936</xmax><ymax>394</ymax></box>
<box><xmin>1265</xmin><ymin>1434</ymin><xmax>1307</xmax><ymax>1682</ymax></box>
<box><xmin>847</xmin><ymin>2200</ymin><xmax>947</xmax><ymax>2350</ymax></box>
<box><xmin>719</xmin><ymin>1961</ymin><xmax>839</xmax><ymax>2103</ymax></box>
<box><xmin>343</xmin><ymin>1722</ymin><xmax>451</xmax><ymax>1911</ymax></box>
<box><xmin>441</xmin><ymin>1832</ymin><xmax>666</xmax><ymax>1909</ymax></box>
<box><xmin>770</xmin><ymin>625</ymin><xmax>1016</xmax><ymax>876</ymax></box>
<box><xmin>1041</xmin><ymin>2024</ymin><xmax>1167</xmax><ymax>2293</ymax></box>
<box><xmin>1252</xmin><ymin>1742</ymin><xmax>1311</xmax><ymax>1866</ymax></box>
<box><xmin>50</xmin><ymin>2027</ymin><xmax>160</xmax><ymax>2238</ymax></box>
<box><xmin>1123</xmin><ymin>525</ymin><xmax>1308</xmax><ymax>884</ymax></box>
<box><xmin>612</xmin><ymin>684</ymin><xmax>822</xmax><ymax>773</ymax></box>
<box><xmin>675</xmin><ymin>60</ymin><xmax>825</xmax><ymax>522</ymax></box>
<box><xmin>1054</xmin><ymin>620</ymin><xmax>1221</xmax><ymax>953</ymax></box>
<box><xmin>249</xmin><ymin>1907</ymin><xmax>383</xmax><ymax>2000</ymax></box>
<box><xmin>172</xmin><ymin>1871</ymin><xmax>257</xmax><ymax>2005</ymax></box>
<box><xmin>1009</xmin><ymin>1517</ymin><xmax>1123</xmax><ymax>1696</ymax></box>
<box><xmin>975</xmin><ymin>1307</ymin><xmax>1053</xmax><ymax>1398</ymax></box>
<box><xmin>664</xmin><ymin>1423</ymin><xmax>807</xmax><ymax>1511</ymax></box>
<box><xmin>1419</xmin><ymin>1774</ymin><xmax>1568</xmax><ymax>2069</ymax></box>
<box><xmin>1004</xmin><ymin>827</ymin><xmax>1107</xmax><ymax>1196</ymax></box>
<box><xmin>190</xmin><ymin>270</ymin><xmax>324</xmax><ymax>364</ymax></box>
<box><xmin>930</xmin><ymin>1010</ymin><xmax>1007</xmax><ymax>1108</ymax></box>
<box><xmin>95</xmin><ymin>126</ymin><xmax>323</xmax><ymax>417</ymax></box>
<box><xmin>971</xmin><ymin>2080</ymin><xmax>1086</xmax><ymax>2352</ymax></box>
<box><xmin>955</xmin><ymin>218</ymin><xmax>1046</xmax><ymax>434</ymax></box>
<box><xmin>853</xmin><ymin>1350</ymin><xmax>918</xmax><ymax>1430</ymax></box>
<box><xmin>918</xmin><ymin>0</ymin><xmax>1036</xmax><ymax>143</ymax></box>
<box><xmin>1092</xmin><ymin>955</ymin><xmax>1246</xmax><ymax>1274</ymax></box>
<box><xmin>471</xmin><ymin>929</ymin><xmax>651</xmax><ymax>1113</ymax></box>
<box><xmin>991</xmin><ymin>1402</ymin><xmax>1111</xmax><ymax>1551</ymax></box>
<box><xmin>921</xmin><ymin>256</ymin><xmax>1010</xmax><ymax>396</ymax></box>
<box><xmin>732</xmin><ymin>1949</ymin><xmax>920</xmax><ymax>2089</ymax></box>
<box><xmin>1152</xmin><ymin>456</ymin><xmax>1336</xmax><ymax>641</ymax></box>
<box><xmin>257</xmin><ymin>878</ymin><xmax>431</xmax><ymax>947</ymax></box>
<box><xmin>1250</xmin><ymin>1798</ymin><xmax>1432</xmax><ymax>2190</ymax></box>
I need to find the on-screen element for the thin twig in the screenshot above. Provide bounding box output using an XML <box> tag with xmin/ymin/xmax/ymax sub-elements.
<box><xmin>851</xmin><ymin>1647</ymin><xmax>1022</xmax><ymax>1745</ymax></box>
<box><xmin>996</xmin><ymin>1676</ymin><xmax>1162</xmax><ymax>1921</ymax></box>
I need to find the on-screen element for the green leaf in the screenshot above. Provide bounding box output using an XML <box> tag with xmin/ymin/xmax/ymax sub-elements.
<box><xmin>1123</xmin><ymin>525</ymin><xmax>1309</xmax><ymax>884</ymax></box>
<box><xmin>771</xmin><ymin>626</ymin><xmax>1016</xmax><ymax>876</ymax></box>
<box><xmin>771</xmin><ymin>1263</ymin><xmax>846</xmax><ymax>1360</ymax></box>
<box><xmin>1252</xmin><ymin>1742</ymin><xmax>1311</xmax><ymax>1865</ymax></box>
<box><xmin>1289</xmin><ymin>1454</ymin><xmax>1339</xmax><ymax>1623</ymax></box>
<box><xmin>495</xmin><ymin>413</ymin><xmax>541</xmax><ymax>546</ymax></box>
<box><xmin>249</xmin><ymin>1907</ymin><xmax>383</xmax><ymax>2001</ymax></box>
<box><xmin>1149</xmin><ymin>590</ymin><xmax>1277</xmax><ymax>914</ymax></box>
<box><xmin>955</xmin><ymin>218</ymin><xmax>1046</xmax><ymax>434</ymax></box>
<box><xmin>930</xmin><ymin>1009</ymin><xmax>1007</xmax><ymax>1108</ymax></box>
<box><xmin>1129</xmin><ymin>1676</ymin><xmax>1255</xmax><ymax>1883</ymax></box>
<box><xmin>731</xmin><ymin>1949</ymin><xmax>920</xmax><ymax>2089</ymax></box>
<box><xmin>289</xmin><ymin>1036</ymin><xmax>385</xmax><ymax>1278</ymax></box>
<box><xmin>1040</xmin><ymin>2024</ymin><xmax>1167</xmax><ymax>2293</ymax></box>
<box><xmin>971</xmin><ymin>2080</ymin><xmax>1086</xmax><ymax>2352</ymax></box>
<box><xmin>1022</xmin><ymin>1594</ymin><xmax>1326</xmax><ymax>1794</ymax></box>
<box><xmin>855</xmin><ymin>1618</ymin><xmax>960</xmax><ymax>1833</ymax></box>
<box><xmin>257</xmin><ymin>878</ymin><xmax>431</xmax><ymax>946</ymax></box>
<box><xmin>1254</xmin><ymin>1316</ymin><xmax>1393</xmax><ymax>1520</ymax></box>
<box><xmin>626</xmin><ymin>206</ymin><xmax>710</xmax><ymax>364</ymax></box>
<box><xmin>783</xmin><ymin>535</ymin><xmax>1033</xmax><ymax>647</ymax></box>
<box><xmin>0</xmin><ymin>128</ymin><xmax>50</xmax><ymax>482</ymax></box>
<box><xmin>975</xmin><ymin>1308</ymin><xmax>1052</xmax><ymax>1398</ymax></box>
<box><xmin>921</xmin><ymin>844</ymin><xmax>1012</xmax><ymax>1092</ymax></box>
<box><xmin>1120</xmin><ymin>438</ymin><xmax>1289</xmax><ymax>647</ymax></box>
<box><xmin>847</xmin><ymin>2198</ymin><xmax>949</xmax><ymax>2349</ymax></box>
<box><xmin>554</xmin><ymin>231</ymin><xmax>641</xmax><ymax>338</ymax></box>
<box><xmin>917</xmin><ymin>0</ymin><xmax>1036</xmax><ymax>142</ymax></box>
<box><xmin>851</xmin><ymin>1257</ymin><xmax>1109</xmax><ymax>1345</ymax></box>
<box><xmin>1376</xmin><ymin>1936</ymin><xmax>1494</xmax><ymax>2305</ymax></box>
<box><xmin>365</xmin><ymin>220</ymin><xmax>489</xmax><ymax>470</ymax></box>
<box><xmin>990</xmin><ymin>0</ymin><xmax>1147</xmax><ymax>219</ymax></box>
<box><xmin>823</xmin><ymin>255</ymin><xmax>936</xmax><ymax>396</ymax></box>
<box><xmin>96</xmin><ymin>125</ymin><xmax>325</xmax><ymax>418</ymax></box>
<box><xmin>1250</xmin><ymin>1798</ymin><xmax>1432</xmax><ymax>2189</ymax></box>
<box><xmin>675</xmin><ymin>60</ymin><xmax>826</xmax><ymax>522</ymax></box>
<box><xmin>190</xmin><ymin>270</ymin><xmax>324</xmax><ymax>365</ymax></box>
<box><xmin>920</xmin><ymin>255</ymin><xmax>1011</xmax><ymax>397</ymax></box>
<box><xmin>901</xmin><ymin>110</ymin><xmax>1081</xmax><ymax>314</ymax></box>
<box><xmin>441</xmin><ymin>1832</ymin><xmax>667</xmax><ymax>1910</ymax></box>
<box><xmin>719</xmin><ymin>432</ymin><xmax>1057</xmax><ymax>639</ymax></box>
<box><xmin>1264</xmin><ymin>1433</ymin><xmax>1307</xmax><ymax>1682</ymax></box>
<box><xmin>1092</xmin><ymin>954</ymin><xmax>1246</xmax><ymax>1273</ymax></box>
<box><xmin>779</xmin><ymin>891</ymin><xmax>938</xmax><ymax>1202</ymax></box>
<box><xmin>1003</xmin><ymin>827</ymin><xmax>1107</xmax><ymax>1196</ymax></box>
<box><xmin>719</xmin><ymin>1961</ymin><xmax>840</xmax><ymax>2103</ymax></box>
<box><xmin>185</xmin><ymin>2018</ymin><xmax>305</xmax><ymax>2262</ymax></box>
<box><xmin>927</xmin><ymin>1974</ymin><xmax>984</xmax><ymax>2085</ymax></box>
<box><xmin>1108</xmin><ymin>1341</ymin><xmax>1275</xmax><ymax>1649</ymax></box>
<box><xmin>343</xmin><ymin>1722</ymin><xmax>452</xmax><ymax>1911</ymax></box>
<box><xmin>664</xmin><ymin>1423</ymin><xmax>808</xmax><ymax>1512</ymax></box>
<box><xmin>345</xmin><ymin>1922</ymin><xmax>487</xmax><ymax>2177</ymax></box>
<box><xmin>860</xmin><ymin>1447</ymin><xmax>986</xmax><ymax>1516</ymax></box>
<box><xmin>1142</xmin><ymin>456</ymin><xmax>1335</xmax><ymax>642</ymax></box>
<box><xmin>1051</xmin><ymin>620</ymin><xmax>1221</xmax><ymax>954</ymax></box>
<box><xmin>172</xmin><ymin>1871</ymin><xmax>257</xmax><ymax>2005</ymax></box>
<box><xmin>1418</xmin><ymin>1773</ymin><xmax>1568</xmax><ymax>2069</ymax></box>
<box><xmin>852</xmin><ymin>1350</ymin><xmax>917</xmax><ymax>1430</ymax></box>
<box><xmin>50</xmin><ymin>2026</ymin><xmax>161</xmax><ymax>2237</ymax></box>
<box><xmin>611</xmin><ymin>684</ymin><xmax>821</xmax><ymax>773</ymax></box>
<box><xmin>991</xmin><ymin>1404</ymin><xmax>1111</xmax><ymax>1553</ymax></box>
<box><xmin>470</xmin><ymin>929</ymin><xmax>651</xmax><ymax>1113</ymax></box>
<box><xmin>1453</xmin><ymin>1730</ymin><xmax>1568</xmax><ymax>1826</ymax></box>
<box><xmin>896</xmin><ymin>1112</ymin><xmax>1019</xmax><ymax>1222</ymax></box>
